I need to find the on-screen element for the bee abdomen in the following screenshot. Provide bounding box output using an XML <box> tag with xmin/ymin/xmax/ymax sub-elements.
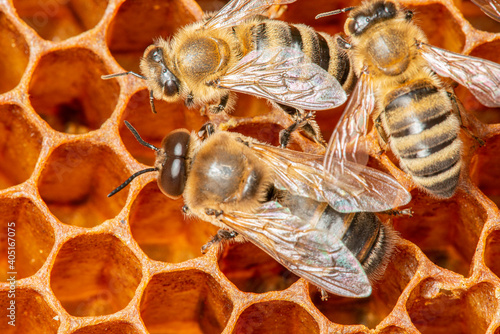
<box><xmin>383</xmin><ymin>81</ymin><xmax>462</xmax><ymax>198</ymax></box>
<box><xmin>249</xmin><ymin>20</ymin><xmax>354</xmax><ymax>92</ymax></box>
<box><xmin>341</xmin><ymin>212</ymin><xmax>394</xmax><ymax>280</ymax></box>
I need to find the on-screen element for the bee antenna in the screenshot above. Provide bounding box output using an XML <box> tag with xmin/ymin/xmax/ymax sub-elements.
<box><xmin>101</xmin><ymin>71</ymin><xmax>147</xmax><ymax>80</ymax></box>
<box><xmin>149</xmin><ymin>90</ymin><xmax>157</xmax><ymax>114</ymax></box>
<box><xmin>108</xmin><ymin>167</ymin><xmax>158</xmax><ymax>197</ymax></box>
<box><xmin>315</xmin><ymin>6</ymin><xmax>355</xmax><ymax>19</ymax></box>
<box><xmin>124</xmin><ymin>121</ymin><xmax>160</xmax><ymax>152</ymax></box>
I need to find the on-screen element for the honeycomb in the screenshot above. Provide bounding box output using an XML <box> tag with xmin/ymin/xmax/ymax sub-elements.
<box><xmin>1</xmin><ymin>0</ymin><xmax>500</xmax><ymax>333</ymax></box>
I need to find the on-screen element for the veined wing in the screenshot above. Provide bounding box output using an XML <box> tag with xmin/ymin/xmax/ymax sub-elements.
<box><xmin>471</xmin><ymin>0</ymin><xmax>500</xmax><ymax>22</ymax></box>
<box><xmin>220</xmin><ymin>201</ymin><xmax>372</xmax><ymax>297</ymax></box>
<box><xmin>419</xmin><ymin>42</ymin><xmax>500</xmax><ymax>108</ymax></box>
<box><xmin>217</xmin><ymin>48</ymin><xmax>347</xmax><ymax>110</ymax></box>
<box><xmin>204</xmin><ymin>0</ymin><xmax>297</xmax><ymax>30</ymax></box>
<box><xmin>250</xmin><ymin>142</ymin><xmax>411</xmax><ymax>213</ymax></box>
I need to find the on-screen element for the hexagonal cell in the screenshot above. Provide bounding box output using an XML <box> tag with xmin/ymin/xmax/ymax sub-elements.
<box><xmin>484</xmin><ymin>229</ymin><xmax>500</xmax><ymax>279</ymax></box>
<box><xmin>0</xmin><ymin>12</ymin><xmax>29</xmax><ymax>94</ymax></box>
<box><xmin>0</xmin><ymin>104</ymin><xmax>42</xmax><ymax>190</ymax></box>
<box><xmin>71</xmin><ymin>321</ymin><xmax>139</xmax><ymax>334</ymax></box>
<box><xmin>309</xmin><ymin>241</ymin><xmax>418</xmax><ymax>328</ymax></box>
<box><xmin>119</xmin><ymin>89</ymin><xmax>207</xmax><ymax>166</ymax></box>
<box><xmin>0</xmin><ymin>197</ymin><xmax>55</xmax><ymax>281</ymax></box>
<box><xmin>29</xmin><ymin>48</ymin><xmax>120</xmax><ymax>134</ymax></box>
<box><xmin>50</xmin><ymin>233</ymin><xmax>142</xmax><ymax>316</ymax></box>
<box><xmin>218</xmin><ymin>241</ymin><xmax>299</xmax><ymax>293</ymax></box>
<box><xmin>406</xmin><ymin>2</ymin><xmax>466</xmax><ymax>52</ymax></box>
<box><xmin>13</xmin><ymin>0</ymin><xmax>108</xmax><ymax>41</ymax></box>
<box><xmin>140</xmin><ymin>270</ymin><xmax>232</xmax><ymax>333</ymax></box>
<box><xmin>129</xmin><ymin>182</ymin><xmax>218</xmax><ymax>263</ymax></box>
<box><xmin>0</xmin><ymin>288</ymin><xmax>59</xmax><ymax>333</ymax></box>
<box><xmin>37</xmin><ymin>141</ymin><xmax>129</xmax><ymax>227</ymax></box>
<box><xmin>106</xmin><ymin>0</ymin><xmax>202</xmax><ymax>73</ymax></box>
<box><xmin>407</xmin><ymin>279</ymin><xmax>497</xmax><ymax>334</ymax></box>
<box><xmin>455</xmin><ymin>40</ymin><xmax>500</xmax><ymax>124</ymax></box>
<box><xmin>392</xmin><ymin>190</ymin><xmax>485</xmax><ymax>277</ymax></box>
<box><xmin>471</xmin><ymin>135</ymin><xmax>500</xmax><ymax>207</ymax></box>
<box><xmin>233</xmin><ymin>301</ymin><xmax>319</xmax><ymax>334</ymax></box>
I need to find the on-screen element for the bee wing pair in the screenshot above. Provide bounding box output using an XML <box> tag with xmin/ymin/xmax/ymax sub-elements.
<box><xmin>220</xmin><ymin>201</ymin><xmax>372</xmax><ymax>298</ymax></box>
<box><xmin>471</xmin><ymin>0</ymin><xmax>500</xmax><ymax>22</ymax></box>
<box><xmin>324</xmin><ymin>42</ymin><xmax>500</xmax><ymax>175</ymax></box>
<box><xmin>204</xmin><ymin>0</ymin><xmax>347</xmax><ymax>110</ymax></box>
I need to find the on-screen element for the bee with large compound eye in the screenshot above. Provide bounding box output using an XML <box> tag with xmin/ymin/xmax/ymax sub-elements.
<box><xmin>108</xmin><ymin>121</ymin><xmax>411</xmax><ymax>298</ymax></box>
<box><xmin>102</xmin><ymin>0</ymin><xmax>358</xmax><ymax>147</ymax></box>
<box><xmin>316</xmin><ymin>0</ymin><xmax>500</xmax><ymax>199</ymax></box>
<box><xmin>471</xmin><ymin>0</ymin><xmax>500</xmax><ymax>22</ymax></box>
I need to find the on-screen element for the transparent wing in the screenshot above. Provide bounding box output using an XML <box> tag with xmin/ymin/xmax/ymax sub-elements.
<box><xmin>250</xmin><ymin>142</ymin><xmax>411</xmax><ymax>213</ymax></box>
<box><xmin>471</xmin><ymin>0</ymin><xmax>500</xmax><ymax>22</ymax></box>
<box><xmin>220</xmin><ymin>201</ymin><xmax>372</xmax><ymax>297</ymax></box>
<box><xmin>419</xmin><ymin>42</ymin><xmax>500</xmax><ymax>108</ymax></box>
<box><xmin>204</xmin><ymin>0</ymin><xmax>297</xmax><ymax>29</ymax></box>
<box><xmin>217</xmin><ymin>47</ymin><xmax>347</xmax><ymax>110</ymax></box>
<box><xmin>324</xmin><ymin>73</ymin><xmax>375</xmax><ymax>174</ymax></box>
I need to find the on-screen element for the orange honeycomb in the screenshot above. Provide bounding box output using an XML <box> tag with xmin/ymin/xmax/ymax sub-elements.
<box><xmin>1</xmin><ymin>0</ymin><xmax>500</xmax><ymax>333</ymax></box>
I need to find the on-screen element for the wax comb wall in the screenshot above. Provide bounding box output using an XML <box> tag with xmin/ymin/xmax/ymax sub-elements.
<box><xmin>1</xmin><ymin>0</ymin><xmax>500</xmax><ymax>333</ymax></box>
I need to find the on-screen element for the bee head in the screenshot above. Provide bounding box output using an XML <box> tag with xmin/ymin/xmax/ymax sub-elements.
<box><xmin>141</xmin><ymin>43</ymin><xmax>181</xmax><ymax>99</ymax></box>
<box><xmin>347</xmin><ymin>1</ymin><xmax>397</xmax><ymax>36</ymax></box>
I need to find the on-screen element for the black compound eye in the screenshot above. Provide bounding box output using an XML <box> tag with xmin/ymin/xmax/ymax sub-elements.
<box><xmin>152</xmin><ymin>48</ymin><xmax>163</xmax><ymax>62</ymax></box>
<box><xmin>158</xmin><ymin>130</ymin><xmax>190</xmax><ymax>198</ymax></box>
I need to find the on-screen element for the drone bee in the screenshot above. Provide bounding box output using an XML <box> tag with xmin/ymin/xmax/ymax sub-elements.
<box><xmin>108</xmin><ymin>121</ymin><xmax>410</xmax><ymax>297</ymax></box>
<box><xmin>471</xmin><ymin>0</ymin><xmax>500</xmax><ymax>22</ymax></box>
<box><xmin>318</xmin><ymin>0</ymin><xmax>500</xmax><ymax>198</ymax></box>
<box><xmin>102</xmin><ymin>0</ymin><xmax>357</xmax><ymax>146</ymax></box>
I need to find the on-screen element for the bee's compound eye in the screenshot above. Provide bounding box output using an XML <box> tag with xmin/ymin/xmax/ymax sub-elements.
<box><xmin>152</xmin><ymin>48</ymin><xmax>163</xmax><ymax>62</ymax></box>
<box><xmin>158</xmin><ymin>130</ymin><xmax>190</xmax><ymax>197</ymax></box>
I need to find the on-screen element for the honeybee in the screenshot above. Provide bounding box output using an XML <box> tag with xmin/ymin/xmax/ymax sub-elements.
<box><xmin>318</xmin><ymin>0</ymin><xmax>500</xmax><ymax>198</ymax></box>
<box><xmin>108</xmin><ymin>121</ymin><xmax>410</xmax><ymax>297</ymax></box>
<box><xmin>471</xmin><ymin>0</ymin><xmax>500</xmax><ymax>22</ymax></box>
<box><xmin>102</xmin><ymin>0</ymin><xmax>357</xmax><ymax>146</ymax></box>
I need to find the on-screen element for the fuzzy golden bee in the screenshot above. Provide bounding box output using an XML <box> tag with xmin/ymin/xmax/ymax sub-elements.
<box><xmin>318</xmin><ymin>0</ymin><xmax>500</xmax><ymax>199</ymax></box>
<box><xmin>102</xmin><ymin>0</ymin><xmax>357</xmax><ymax>146</ymax></box>
<box><xmin>108</xmin><ymin>121</ymin><xmax>410</xmax><ymax>297</ymax></box>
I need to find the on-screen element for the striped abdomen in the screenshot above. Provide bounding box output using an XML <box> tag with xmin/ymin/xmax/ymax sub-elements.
<box><xmin>381</xmin><ymin>79</ymin><xmax>462</xmax><ymax>198</ymax></box>
<box><xmin>237</xmin><ymin>19</ymin><xmax>356</xmax><ymax>94</ymax></box>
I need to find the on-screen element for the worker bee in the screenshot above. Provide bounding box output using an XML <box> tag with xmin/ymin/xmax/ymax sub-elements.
<box><xmin>102</xmin><ymin>0</ymin><xmax>357</xmax><ymax>146</ymax></box>
<box><xmin>317</xmin><ymin>0</ymin><xmax>500</xmax><ymax>198</ymax></box>
<box><xmin>108</xmin><ymin>121</ymin><xmax>410</xmax><ymax>297</ymax></box>
<box><xmin>471</xmin><ymin>0</ymin><xmax>500</xmax><ymax>22</ymax></box>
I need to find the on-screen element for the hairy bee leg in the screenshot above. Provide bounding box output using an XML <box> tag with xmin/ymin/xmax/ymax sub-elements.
<box><xmin>374</xmin><ymin>114</ymin><xmax>390</xmax><ymax>154</ymax></box>
<box><xmin>198</xmin><ymin>123</ymin><xmax>216</xmax><ymax>140</ymax></box>
<box><xmin>209</xmin><ymin>92</ymin><xmax>231</xmax><ymax>114</ymax></box>
<box><xmin>383</xmin><ymin>208</ymin><xmax>413</xmax><ymax>217</ymax></box>
<box><xmin>448</xmin><ymin>92</ymin><xmax>485</xmax><ymax>146</ymax></box>
<box><xmin>278</xmin><ymin>107</ymin><xmax>325</xmax><ymax>148</ymax></box>
<box><xmin>201</xmin><ymin>229</ymin><xmax>239</xmax><ymax>254</ymax></box>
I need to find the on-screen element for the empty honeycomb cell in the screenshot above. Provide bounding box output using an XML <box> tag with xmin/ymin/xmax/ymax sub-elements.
<box><xmin>129</xmin><ymin>182</ymin><xmax>218</xmax><ymax>263</ymax></box>
<box><xmin>28</xmin><ymin>48</ymin><xmax>119</xmax><ymax>134</ymax></box>
<box><xmin>392</xmin><ymin>191</ymin><xmax>484</xmax><ymax>277</ymax></box>
<box><xmin>106</xmin><ymin>0</ymin><xmax>202</xmax><ymax>73</ymax></box>
<box><xmin>50</xmin><ymin>233</ymin><xmax>142</xmax><ymax>317</ymax></box>
<box><xmin>0</xmin><ymin>12</ymin><xmax>29</xmax><ymax>94</ymax></box>
<box><xmin>0</xmin><ymin>288</ymin><xmax>59</xmax><ymax>334</ymax></box>
<box><xmin>484</xmin><ymin>229</ymin><xmax>500</xmax><ymax>279</ymax></box>
<box><xmin>0</xmin><ymin>197</ymin><xmax>55</xmax><ymax>281</ymax></box>
<box><xmin>13</xmin><ymin>0</ymin><xmax>108</xmax><ymax>41</ymax></box>
<box><xmin>233</xmin><ymin>301</ymin><xmax>319</xmax><ymax>334</ymax></box>
<box><xmin>0</xmin><ymin>104</ymin><xmax>42</xmax><ymax>190</ymax></box>
<box><xmin>217</xmin><ymin>241</ymin><xmax>299</xmax><ymax>293</ymax></box>
<box><xmin>406</xmin><ymin>2</ymin><xmax>466</xmax><ymax>52</ymax></box>
<box><xmin>119</xmin><ymin>89</ymin><xmax>207</xmax><ymax>166</ymax></box>
<box><xmin>37</xmin><ymin>141</ymin><xmax>129</xmax><ymax>227</ymax></box>
<box><xmin>309</xmin><ymin>240</ymin><xmax>419</xmax><ymax>329</ymax></box>
<box><xmin>140</xmin><ymin>270</ymin><xmax>233</xmax><ymax>334</ymax></box>
<box><xmin>456</xmin><ymin>39</ymin><xmax>500</xmax><ymax>124</ymax></box>
<box><xmin>471</xmin><ymin>135</ymin><xmax>500</xmax><ymax>207</ymax></box>
<box><xmin>460</xmin><ymin>0</ymin><xmax>500</xmax><ymax>33</ymax></box>
<box><xmin>407</xmin><ymin>279</ymin><xmax>497</xmax><ymax>334</ymax></box>
<box><xmin>71</xmin><ymin>321</ymin><xmax>139</xmax><ymax>334</ymax></box>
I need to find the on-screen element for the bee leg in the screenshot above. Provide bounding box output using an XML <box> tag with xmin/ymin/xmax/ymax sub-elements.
<box><xmin>278</xmin><ymin>105</ymin><xmax>325</xmax><ymax>148</ymax></box>
<box><xmin>201</xmin><ymin>229</ymin><xmax>239</xmax><ymax>254</ymax></box>
<box><xmin>209</xmin><ymin>93</ymin><xmax>230</xmax><ymax>114</ymax></box>
<box><xmin>383</xmin><ymin>208</ymin><xmax>413</xmax><ymax>217</ymax></box>
<box><xmin>198</xmin><ymin>123</ymin><xmax>216</xmax><ymax>140</ymax></box>
<box><xmin>448</xmin><ymin>92</ymin><xmax>485</xmax><ymax>146</ymax></box>
<box><xmin>374</xmin><ymin>114</ymin><xmax>390</xmax><ymax>154</ymax></box>
<box><xmin>320</xmin><ymin>288</ymin><xmax>329</xmax><ymax>301</ymax></box>
<box><xmin>185</xmin><ymin>92</ymin><xmax>195</xmax><ymax>107</ymax></box>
